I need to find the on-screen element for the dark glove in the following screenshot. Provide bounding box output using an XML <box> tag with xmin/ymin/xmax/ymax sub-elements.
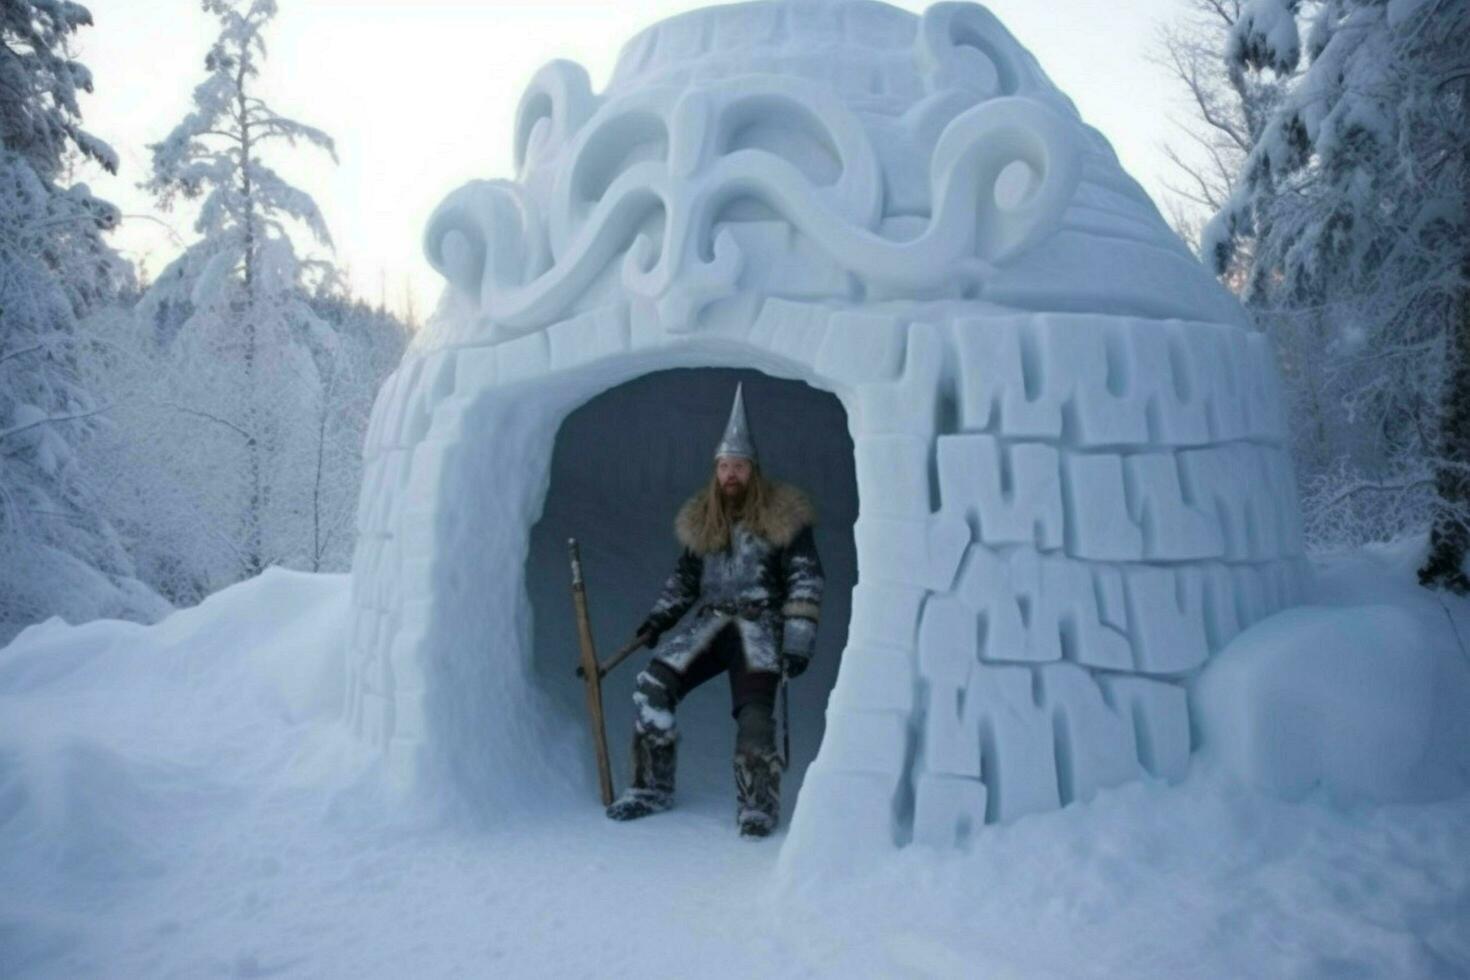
<box><xmin>781</xmin><ymin>652</ymin><xmax>809</xmax><ymax>679</ymax></box>
<box><xmin>636</xmin><ymin>619</ymin><xmax>663</xmax><ymax>648</ymax></box>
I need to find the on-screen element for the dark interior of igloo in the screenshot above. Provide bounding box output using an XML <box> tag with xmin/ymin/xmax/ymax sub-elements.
<box><xmin>526</xmin><ymin>366</ymin><xmax>857</xmax><ymax>820</ymax></box>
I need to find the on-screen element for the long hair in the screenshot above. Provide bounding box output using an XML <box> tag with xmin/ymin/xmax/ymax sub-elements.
<box><xmin>675</xmin><ymin>462</ymin><xmax>814</xmax><ymax>554</ymax></box>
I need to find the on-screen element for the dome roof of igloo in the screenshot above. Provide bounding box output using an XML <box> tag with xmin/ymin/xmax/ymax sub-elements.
<box><xmin>421</xmin><ymin>0</ymin><xmax>1244</xmax><ymax>350</ymax></box>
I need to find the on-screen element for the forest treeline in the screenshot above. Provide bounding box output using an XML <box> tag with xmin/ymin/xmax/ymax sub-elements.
<box><xmin>1</xmin><ymin>0</ymin><xmax>409</xmax><ymax>642</ymax></box>
<box><xmin>2</xmin><ymin>0</ymin><xmax>1466</xmax><ymax>643</ymax></box>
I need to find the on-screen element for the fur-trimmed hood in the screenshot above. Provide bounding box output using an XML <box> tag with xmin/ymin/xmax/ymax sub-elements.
<box><xmin>674</xmin><ymin>479</ymin><xmax>815</xmax><ymax>555</ymax></box>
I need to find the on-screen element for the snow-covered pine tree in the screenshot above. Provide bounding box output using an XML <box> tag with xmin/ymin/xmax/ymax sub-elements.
<box><xmin>0</xmin><ymin>0</ymin><xmax>168</xmax><ymax>641</ymax></box>
<box><xmin>1158</xmin><ymin>0</ymin><xmax>1350</xmax><ymax>541</ymax></box>
<box><xmin>136</xmin><ymin>0</ymin><xmax>348</xmax><ymax>581</ymax></box>
<box><xmin>1204</xmin><ymin>0</ymin><xmax>1470</xmax><ymax>590</ymax></box>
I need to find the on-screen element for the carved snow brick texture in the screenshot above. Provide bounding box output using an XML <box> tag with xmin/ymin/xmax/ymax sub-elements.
<box><xmin>344</xmin><ymin>298</ymin><xmax>1307</xmax><ymax>853</ymax></box>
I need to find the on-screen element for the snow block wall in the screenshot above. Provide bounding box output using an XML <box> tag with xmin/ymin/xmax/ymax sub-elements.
<box><xmin>344</xmin><ymin>0</ymin><xmax>1309</xmax><ymax>862</ymax></box>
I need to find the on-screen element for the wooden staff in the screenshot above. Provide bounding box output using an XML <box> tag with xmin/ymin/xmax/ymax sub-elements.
<box><xmin>568</xmin><ymin>537</ymin><xmax>615</xmax><ymax>806</ymax></box>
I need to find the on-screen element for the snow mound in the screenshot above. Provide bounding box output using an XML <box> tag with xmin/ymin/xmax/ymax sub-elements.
<box><xmin>0</xmin><ymin>737</ymin><xmax>195</xmax><ymax>880</ymax></box>
<box><xmin>0</xmin><ymin>543</ymin><xmax>171</xmax><ymax>648</ymax></box>
<box><xmin>1</xmin><ymin>549</ymin><xmax>1467</xmax><ymax>976</ymax></box>
<box><xmin>1196</xmin><ymin>601</ymin><xmax>1470</xmax><ymax>805</ymax></box>
<box><xmin>3</xmin><ymin>566</ymin><xmax>349</xmax><ymax>726</ymax></box>
<box><xmin>0</xmin><ymin>568</ymin><xmax>357</xmax><ymax>897</ymax></box>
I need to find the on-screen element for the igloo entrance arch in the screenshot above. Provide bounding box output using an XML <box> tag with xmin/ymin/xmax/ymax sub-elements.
<box><xmin>526</xmin><ymin>366</ymin><xmax>857</xmax><ymax>815</ymax></box>
<box><xmin>345</xmin><ymin>324</ymin><xmax>904</xmax><ymax>824</ymax></box>
<box><xmin>345</xmin><ymin>0</ymin><xmax>1311</xmax><ymax>865</ymax></box>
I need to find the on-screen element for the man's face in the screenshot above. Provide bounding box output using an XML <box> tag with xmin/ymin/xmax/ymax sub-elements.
<box><xmin>716</xmin><ymin>455</ymin><xmax>752</xmax><ymax>501</ymax></box>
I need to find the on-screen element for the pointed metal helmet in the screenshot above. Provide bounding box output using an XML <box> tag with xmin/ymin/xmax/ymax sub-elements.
<box><xmin>714</xmin><ymin>382</ymin><xmax>758</xmax><ymax>461</ymax></box>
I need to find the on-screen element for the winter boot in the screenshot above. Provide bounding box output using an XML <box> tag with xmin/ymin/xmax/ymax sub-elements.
<box><xmin>733</xmin><ymin>747</ymin><xmax>782</xmax><ymax>838</ymax></box>
<box><xmin>606</xmin><ymin>729</ymin><xmax>677</xmax><ymax>821</ymax></box>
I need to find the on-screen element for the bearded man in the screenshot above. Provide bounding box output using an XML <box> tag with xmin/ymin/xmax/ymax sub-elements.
<box><xmin>605</xmin><ymin>383</ymin><xmax>825</xmax><ymax>838</ymax></box>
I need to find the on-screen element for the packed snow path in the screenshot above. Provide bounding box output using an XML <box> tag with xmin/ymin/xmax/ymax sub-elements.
<box><xmin>3</xmin><ymin>547</ymin><xmax>1469</xmax><ymax>978</ymax></box>
<box><xmin>12</xmin><ymin>774</ymin><xmax>1470</xmax><ymax>978</ymax></box>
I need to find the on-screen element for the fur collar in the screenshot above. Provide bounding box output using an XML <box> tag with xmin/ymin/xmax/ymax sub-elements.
<box><xmin>674</xmin><ymin>479</ymin><xmax>815</xmax><ymax>555</ymax></box>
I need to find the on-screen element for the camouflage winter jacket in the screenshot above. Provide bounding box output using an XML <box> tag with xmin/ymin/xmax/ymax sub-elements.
<box><xmin>638</xmin><ymin>480</ymin><xmax>824</xmax><ymax>675</ymax></box>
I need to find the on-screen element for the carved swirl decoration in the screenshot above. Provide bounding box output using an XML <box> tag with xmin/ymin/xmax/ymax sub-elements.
<box><xmin>424</xmin><ymin>2</ymin><xmax>1084</xmax><ymax>337</ymax></box>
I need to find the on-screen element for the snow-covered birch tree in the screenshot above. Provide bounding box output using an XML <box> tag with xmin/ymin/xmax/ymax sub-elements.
<box><xmin>300</xmin><ymin>285</ymin><xmax>409</xmax><ymax>573</ymax></box>
<box><xmin>0</xmin><ymin>0</ymin><xmax>168</xmax><ymax>641</ymax></box>
<box><xmin>1204</xmin><ymin>0</ymin><xmax>1470</xmax><ymax>590</ymax></box>
<box><xmin>135</xmin><ymin>0</ymin><xmax>349</xmax><ymax>582</ymax></box>
<box><xmin>1154</xmin><ymin>0</ymin><xmax>1291</xmax><ymax>264</ymax></box>
<box><xmin>77</xmin><ymin>279</ymin><xmax>407</xmax><ymax>603</ymax></box>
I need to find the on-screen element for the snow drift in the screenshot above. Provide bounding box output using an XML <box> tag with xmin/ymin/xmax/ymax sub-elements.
<box><xmin>1</xmin><ymin>543</ymin><xmax>1467</xmax><ymax>976</ymax></box>
<box><xmin>1197</xmin><ymin>539</ymin><xmax>1470</xmax><ymax>805</ymax></box>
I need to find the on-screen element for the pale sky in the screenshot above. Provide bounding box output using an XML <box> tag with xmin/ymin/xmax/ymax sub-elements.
<box><xmin>78</xmin><ymin>0</ymin><xmax>1194</xmax><ymax>324</ymax></box>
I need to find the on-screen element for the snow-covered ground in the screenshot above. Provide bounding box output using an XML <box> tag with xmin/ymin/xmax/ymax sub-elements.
<box><xmin>3</xmin><ymin>541</ymin><xmax>1468</xmax><ymax>978</ymax></box>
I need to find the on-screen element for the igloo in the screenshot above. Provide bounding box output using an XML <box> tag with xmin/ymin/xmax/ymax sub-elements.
<box><xmin>344</xmin><ymin>0</ymin><xmax>1309</xmax><ymax>861</ymax></box>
